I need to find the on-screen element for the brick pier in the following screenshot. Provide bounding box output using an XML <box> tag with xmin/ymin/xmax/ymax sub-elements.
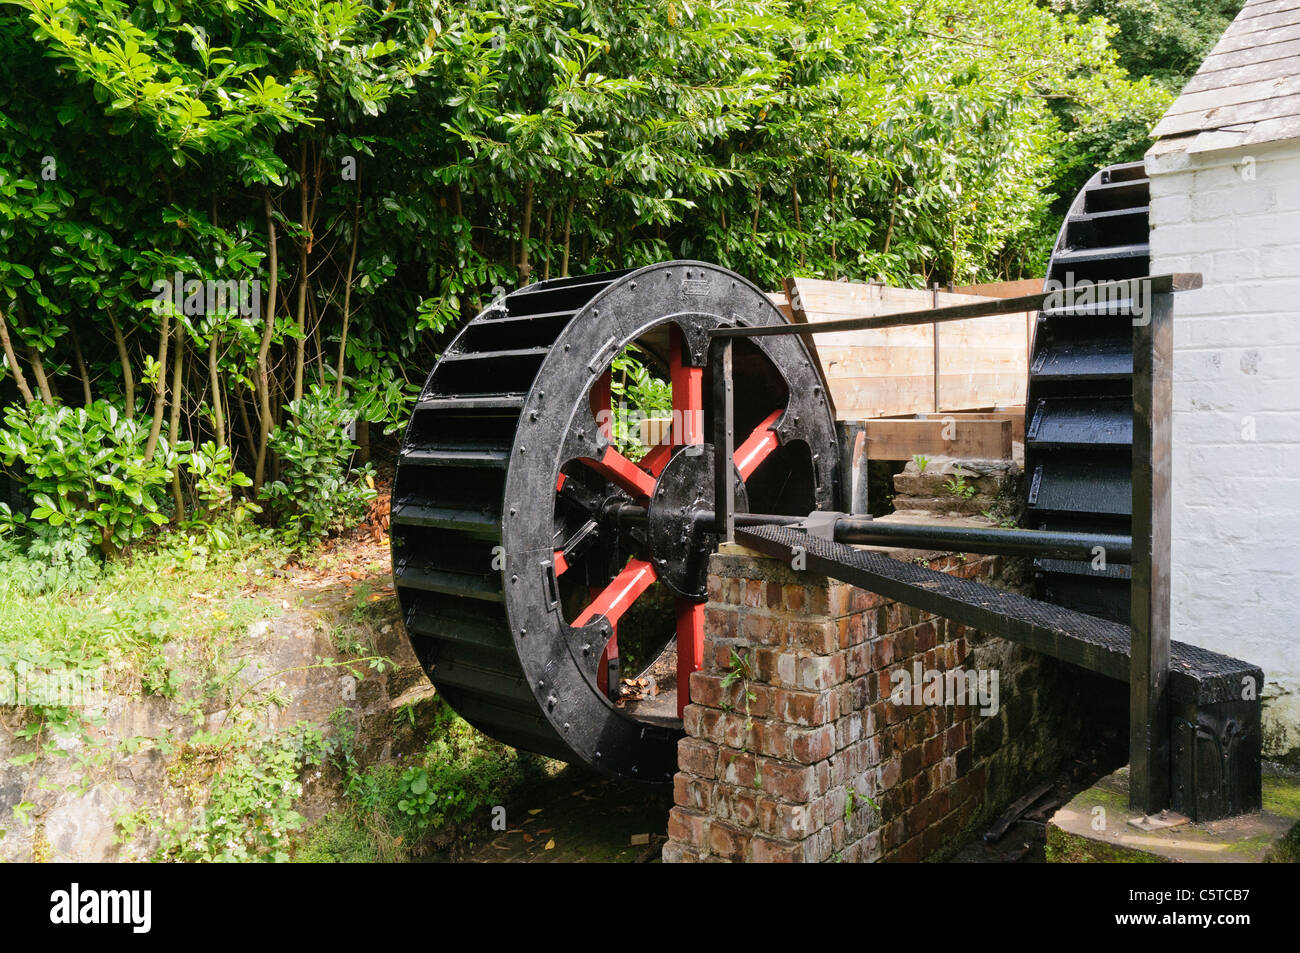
<box><xmin>663</xmin><ymin>539</ymin><xmax>1074</xmax><ymax>862</ymax></box>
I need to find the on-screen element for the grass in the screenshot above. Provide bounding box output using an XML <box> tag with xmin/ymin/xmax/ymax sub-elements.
<box><xmin>0</xmin><ymin>522</ymin><xmax>294</xmax><ymax>703</ymax></box>
<box><xmin>292</xmin><ymin>698</ymin><xmax>559</xmax><ymax>862</ymax></box>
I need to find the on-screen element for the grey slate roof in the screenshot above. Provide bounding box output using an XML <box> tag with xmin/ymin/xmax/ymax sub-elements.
<box><xmin>1150</xmin><ymin>0</ymin><xmax>1300</xmax><ymax>153</ymax></box>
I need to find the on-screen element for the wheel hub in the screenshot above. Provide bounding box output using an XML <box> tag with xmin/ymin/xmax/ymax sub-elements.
<box><xmin>646</xmin><ymin>445</ymin><xmax>748</xmax><ymax>600</ymax></box>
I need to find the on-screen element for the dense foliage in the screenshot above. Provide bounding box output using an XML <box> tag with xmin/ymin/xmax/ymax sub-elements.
<box><xmin>0</xmin><ymin>0</ymin><xmax>1220</xmax><ymax>556</ymax></box>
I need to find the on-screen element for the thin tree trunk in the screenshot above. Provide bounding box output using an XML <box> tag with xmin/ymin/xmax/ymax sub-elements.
<box><xmin>237</xmin><ymin>384</ymin><xmax>257</xmax><ymax>461</ymax></box>
<box><xmin>518</xmin><ymin>180</ymin><xmax>534</xmax><ymax>286</ymax></box>
<box><xmin>827</xmin><ymin>158</ymin><xmax>837</xmax><ymax>270</ymax></box>
<box><xmin>752</xmin><ymin>182</ymin><xmax>764</xmax><ymax>236</ymax></box>
<box><xmin>356</xmin><ymin>418</ymin><xmax>370</xmax><ymax>466</ymax></box>
<box><xmin>168</xmin><ymin>320</ymin><xmax>186</xmax><ymax>520</ymax></box>
<box><xmin>335</xmin><ymin>177</ymin><xmax>361</xmax><ymax>399</ymax></box>
<box><xmin>542</xmin><ymin>203</ymin><xmax>553</xmax><ymax>281</ymax></box>
<box><xmin>0</xmin><ymin>308</ymin><xmax>35</xmax><ymax>405</ymax></box>
<box><xmin>108</xmin><ymin>310</ymin><xmax>135</xmax><ymax>418</ymax></box>
<box><xmin>560</xmin><ymin>194</ymin><xmax>575</xmax><ymax>278</ymax></box>
<box><xmin>293</xmin><ymin>142</ymin><xmax>310</xmax><ymax>409</ymax></box>
<box><xmin>883</xmin><ymin>178</ymin><xmax>901</xmax><ymax>255</ymax></box>
<box><xmin>310</xmin><ymin>294</ymin><xmax>324</xmax><ymax>388</ymax></box>
<box><xmin>69</xmin><ymin>329</ymin><xmax>93</xmax><ymax>405</ymax></box>
<box><xmin>792</xmin><ymin>180</ymin><xmax>805</xmax><ymax>269</ymax></box>
<box><xmin>208</xmin><ymin>332</ymin><xmax>225</xmax><ymax>451</ymax></box>
<box><xmin>26</xmin><ymin>345</ymin><xmax>54</xmax><ymax>406</ymax></box>
<box><xmin>143</xmin><ymin>310</ymin><xmax>171</xmax><ymax>462</ymax></box>
<box><xmin>254</xmin><ymin>189</ymin><xmax>279</xmax><ymax>494</ymax></box>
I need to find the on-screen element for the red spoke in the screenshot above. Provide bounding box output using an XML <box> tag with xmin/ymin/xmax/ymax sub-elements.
<box><xmin>636</xmin><ymin>326</ymin><xmax>704</xmax><ymax>479</ymax></box>
<box><xmin>578</xmin><ymin>446</ymin><xmax>657</xmax><ymax>499</ymax></box>
<box><xmin>670</xmin><ymin>325</ymin><xmax>704</xmax><ymax>447</ymax></box>
<box><xmin>639</xmin><ymin>442</ymin><xmax>672</xmax><ymax>476</ymax></box>
<box><xmin>675</xmin><ymin>599</ymin><xmax>705</xmax><ymax>718</ymax></box>
<box><xmin>574</xmin><ymin>558</ymin><xmax>657</xmax><ymax>629</ymax></box>
<box><xmin>735</xmin><ymin>408</ymin><xmax>784</xmax><ymax>480</ymax></box>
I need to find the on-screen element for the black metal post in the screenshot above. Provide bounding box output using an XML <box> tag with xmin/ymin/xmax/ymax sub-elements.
<box><xmin>1129</xmin><ymin>288</ymin><xmax>1173</xmax><ymax>814</ymax></box>
<box><xmin>710</xmin><ymin>336</ymin><xmax>735</xmax><ymax>543</ymax></box>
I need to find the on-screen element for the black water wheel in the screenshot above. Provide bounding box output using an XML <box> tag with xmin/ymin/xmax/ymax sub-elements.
<box><xmin>1025</xmin><ymin>161</ymin><xmax>1150</xmax><ymax>622</ymax></box>
<box><xmin>392</xmin><ymin>262</ymin><xmax>838</xmax><ymax>781</ymax></box>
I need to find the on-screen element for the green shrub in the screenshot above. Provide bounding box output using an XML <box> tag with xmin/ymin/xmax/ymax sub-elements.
<box><xmin>261</xmin><ymin>386</ymin><xmax>375</xmax><ymax>543</ymax></box>
<box><xmin>0</xmin><ymin>401</ymin><xmax>178</xmax><ymax>557</ymax></box>
<box><xmin>0</xmin><ymin>521</ymin><xmax>101</xmax><ymax>594</ymax></box>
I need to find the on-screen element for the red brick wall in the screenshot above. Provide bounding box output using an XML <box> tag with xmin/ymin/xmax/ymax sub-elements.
<box><xmin>663</xmin><ymin>546</ymin><xmax>1065</xmax><ymax>863</ymax></box>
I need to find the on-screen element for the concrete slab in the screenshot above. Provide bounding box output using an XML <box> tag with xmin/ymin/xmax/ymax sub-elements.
<box><xmin>1047</xmin><ymin>766</ymin><xmax>1300</xmax><ymax>863</ymax></box>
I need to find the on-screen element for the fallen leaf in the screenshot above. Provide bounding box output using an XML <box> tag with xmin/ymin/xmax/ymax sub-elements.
<box><xmin>527</xmin><ymin>808</ymin><xmax>542</xmax><ymax>815</ymax></box>
<box><xmin>544</xmin><ymin>839</ymin><xmax>555</xmax><ymax>850</ymax></box>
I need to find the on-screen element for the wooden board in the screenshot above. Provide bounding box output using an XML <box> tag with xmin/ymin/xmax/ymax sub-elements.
<box><xmin>778</xmin><ymin>277</ymin><xmax>1033</xmax><ymax>420</ymax></box>
<box><xmin>864</xmin><ymin>418</ymin><xmax>1013</xmax><ymax>461</ymax></box>
<box><xmin>950</xmin><ymin>278</ymin><xmax>1043</xmax><ymax>299</ymax></box>
<box><xmin>917</xmin><ymin>409</ymin><xmax>1026</xmax><ymax>445</ymax></box>
<box><xmin>936</xmin><ymin>313</ymin><xmax>1030</xmax><ymax>413</ymax></box>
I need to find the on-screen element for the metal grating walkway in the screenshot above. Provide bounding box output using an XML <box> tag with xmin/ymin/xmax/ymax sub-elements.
<box><xmin>735</xmin><ymin>525</ymin><xmax>1260</xmax><ymax>705</ymax></box>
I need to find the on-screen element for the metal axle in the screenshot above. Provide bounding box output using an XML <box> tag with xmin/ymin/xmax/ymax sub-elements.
<box><xmin>610</xmin><ymin>503</ymin><xmax>1131</xmax><ymax>562</ymax></box>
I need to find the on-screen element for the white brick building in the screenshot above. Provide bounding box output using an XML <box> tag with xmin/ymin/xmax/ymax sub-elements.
<box><xmin>1146</xmin><ymin>0</ymin><xmax>1300</xmax><ymax>762</ymax></box>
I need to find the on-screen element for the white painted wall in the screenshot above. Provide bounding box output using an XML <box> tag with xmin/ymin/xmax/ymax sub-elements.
<box><xmin>1146</xmin><ymin>137</ymin><xmax>1300</xmax><ymax>760</ymax></box>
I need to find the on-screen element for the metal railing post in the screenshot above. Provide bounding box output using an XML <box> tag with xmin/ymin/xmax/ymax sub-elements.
<box><xmin>710</xmin><ymin>336</ymin><xmax>735</xmax><ymax>543</ymax></box>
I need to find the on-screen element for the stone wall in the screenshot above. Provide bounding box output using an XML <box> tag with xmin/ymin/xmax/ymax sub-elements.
<box><xmin>0</xmin><ymin>598</ymin><xmax>437</xmax><ymax>862</ymax></box>
<box><xmin>1146</xmin><ymin>135</ymin><xmax>1300</xmax><ymax>765</ymax></box>
<box><xmin>663</xmin><ymin>545</ymin><xmax>1078</xmax><ymax>863</ymax></box>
